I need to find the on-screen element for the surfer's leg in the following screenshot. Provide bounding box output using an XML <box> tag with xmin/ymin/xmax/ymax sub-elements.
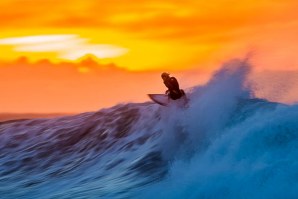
<box><xmin>180</xmin><ymin>89</ymin><xmax>185</xmax><ymax>96</ymax></box>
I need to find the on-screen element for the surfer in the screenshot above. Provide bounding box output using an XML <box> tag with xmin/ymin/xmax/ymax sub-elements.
<box><xmin>161</xmin><ymin>72</ymin><xmax>185</xmax><ymax>100</ymax></box>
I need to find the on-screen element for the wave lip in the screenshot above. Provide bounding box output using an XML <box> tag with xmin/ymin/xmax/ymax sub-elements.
<box><xmin>136</xmin><ymin>59</ymin><xmax>298</xmax><ymax>199</ymax></box>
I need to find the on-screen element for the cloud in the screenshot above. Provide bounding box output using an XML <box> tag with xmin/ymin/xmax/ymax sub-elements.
<box><xmin>0</xmin><ymin>35</ymin><xmax>78</xmax><ymax>45</ymax></box>
<box><xmin>59</xmin><ymin>44</ymin><xmax>128</xmax><ymax>60</ymax></box>
<box><xmin>0</xmin><ymin>34</ymin><xmax>128</xmax><ymax>60</ymax></box>
<box><xmin>14</xmin><ymin>37</ymin><xmax>86</xmax><ymax>52</ymax></box>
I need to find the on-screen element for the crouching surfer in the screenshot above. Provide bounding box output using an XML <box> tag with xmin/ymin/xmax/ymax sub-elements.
<box><xmin>161</xmin><ymin>72</ymin><xmax>185</xmax><ymax>100</ymax></box>
<box><xmin>147</xmin><ymin>72</ymin><xmax>188</xmax><ymax>106</ymax></box>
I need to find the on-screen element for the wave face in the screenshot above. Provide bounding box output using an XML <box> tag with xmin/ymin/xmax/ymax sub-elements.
<box><xmin>1</xmin><ymin>59</ymin><xmax>298</xmax><ymax>199</ymax></box>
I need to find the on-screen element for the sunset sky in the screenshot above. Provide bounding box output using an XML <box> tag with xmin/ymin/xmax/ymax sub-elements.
<box><xmin>1</xmin><ymin>0</ymin><xmax>298</xmax><ymax>113</ymax></box>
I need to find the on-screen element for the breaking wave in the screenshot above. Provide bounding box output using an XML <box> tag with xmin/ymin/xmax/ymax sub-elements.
<box><xmin>1</xmin><ymin>59</ymin><xmax>298</xmax><ymax>199</ymax></box>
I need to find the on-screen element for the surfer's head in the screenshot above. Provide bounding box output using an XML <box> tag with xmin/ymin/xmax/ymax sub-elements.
<box><xmin>161</xmin><ymin>72</ymin><xmax>170</xmax><ymax>80</ymax></box>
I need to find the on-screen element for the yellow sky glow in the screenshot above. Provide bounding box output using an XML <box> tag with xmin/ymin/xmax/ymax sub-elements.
<box><xmin>0</xmin><ymin>0</ymin><xmax>296</xmax><ymax>71</ymax></box>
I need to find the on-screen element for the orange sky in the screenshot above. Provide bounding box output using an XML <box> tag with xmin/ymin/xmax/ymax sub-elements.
<box><xmin>0</xmin><ymin>0</ymin><xmax>298</xmax><ymax>112</ymax></box>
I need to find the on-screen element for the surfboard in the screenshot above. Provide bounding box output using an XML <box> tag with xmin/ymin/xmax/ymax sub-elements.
<box><xmin>148</xmin><ymin>94</ymin><xmax>169</xmax><ymax>106</ymax></box>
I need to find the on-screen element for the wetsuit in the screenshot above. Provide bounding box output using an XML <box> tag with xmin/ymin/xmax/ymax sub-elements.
<box><xmin>163</xmin><ymin>77</ymin><xmax>185</xmax><ymax>100</ymax></box>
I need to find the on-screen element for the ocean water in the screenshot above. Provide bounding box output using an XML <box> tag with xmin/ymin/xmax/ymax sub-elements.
<box><xmin>1</xmin><ymin>59</ymin><xmax>298</xmax><ymax>199</ymax></box>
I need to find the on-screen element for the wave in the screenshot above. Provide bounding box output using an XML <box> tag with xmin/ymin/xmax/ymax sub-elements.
<box><xmin>1</xmin><ymin>59</ymin><xmax>298</xmax><ymax>199</ymax></box>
